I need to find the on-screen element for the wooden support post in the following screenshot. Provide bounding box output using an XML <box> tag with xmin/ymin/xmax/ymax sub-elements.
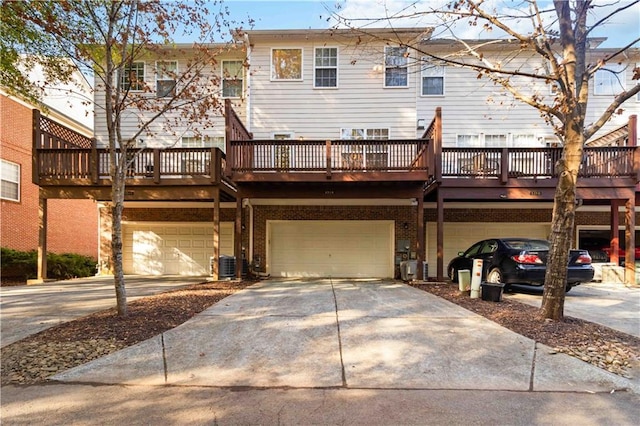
<box><xmin>610</xmin><ymin>200</ymin><xmax>620</xmax><ymax>266</ymax></box>
<box><xmin>434</xmin><ymin>107</ymin><xmax>442</xmax><ymax>184</ymax></box>
<box><xmin>37</xmin><ymin>193</ymin><xmax>48</xmax><ymax>280</ymax></box>
<box><xmin>500</xmin><ymin>148</ymin><xmax>509</xmax><ymax>184</ymax></box>
<box><xmin>225</xmin><ymin>99</ymin><xmax>234</xmax><ymax>179</ymax></box>
<box><xmin>211</xmin><ymin>148</ymin><xmax>221</xmax><ymax>184</ymax></box>
<box><xmin>212</xmin><ymin>188</ymin><xmax>220</xmax><ymax>281</ymax></box>
<box><xmin>153</xmin><ymin>149</ymin><xmax>161</xmax><ymax>184</ymax></box>
<box><xmin>235</xmin><ymin>195</ymin><xmax>243</xmax><ymax>279</ymax></box>
<box><xmin>625</xmin><ymin>198</ymin><xmax>636</xmax><ymax>286</ymax></box>
<box><xmin>32</xmin><ymin>109</ymin><xmax>41</xmax><ymax>185</ymax></box>
<box><xmin>416</xmin><ymin>195</ymin><xmax>425</xmax><ymax>280</ymax></box>
<box><xmin>437</xmin><ymin>190</ymin><xmax>444</xmax><ymax>280</ymax></box>
<box><xmin>90</xmin><ymin>138</ymin><xmax>98</xmax><ymax>184</ymax></box>
<box><xmin>326</xmin><ymin>140</ymin><xmax>332</xmax><ymax>179</ymax></box>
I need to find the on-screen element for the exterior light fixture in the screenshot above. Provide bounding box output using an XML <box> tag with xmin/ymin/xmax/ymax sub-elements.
<box><xmin>417</xmin><ymin>119</ymin><xmax>426</xmax><ymax>130</ymax></box>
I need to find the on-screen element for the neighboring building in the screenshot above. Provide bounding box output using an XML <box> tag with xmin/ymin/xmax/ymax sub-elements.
<box><xmin>30</xmin><ymin>28</ymin><xmax>639</xmax><ymax>284</ymax></box>
<box><xmin>1</xmin><ymin>65</ymin><xmax>98</xmax><ymax>260</ymax></box>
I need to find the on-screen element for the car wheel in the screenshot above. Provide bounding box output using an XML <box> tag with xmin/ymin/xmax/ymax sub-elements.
<box><xmin>486</xmin><ymin>268</ymin><xmax>510</xmax><ymax>292</ymax></box>
<box><xmin>486</xmin><ymin>268</ymin><xmax>503</xmax><ymax>283</ymax></box>
<box><xmin>449</xmin><ymin>266</ymin><xmax>458</xmax><ymax>283</ymax></box>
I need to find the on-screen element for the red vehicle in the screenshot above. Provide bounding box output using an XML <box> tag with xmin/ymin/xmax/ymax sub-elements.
<box><xmin>602</xmin><ymin>246</ymin><xmax>640</xmax><ymax>261</ymax></box>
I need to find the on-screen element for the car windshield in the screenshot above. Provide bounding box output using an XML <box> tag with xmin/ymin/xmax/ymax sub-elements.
<box><xmin>503</xmin><ymin>239</ymin><xmax>549</xmax><ymax>250</ymax></box>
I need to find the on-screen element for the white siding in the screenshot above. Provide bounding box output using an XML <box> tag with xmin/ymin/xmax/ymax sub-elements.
<box><xmin>93</xmin><ymin>51</ymin><xmax>246</xmax><ymax>148</ymax></box>
<box><xmin>416</xmin><ymin>47</ymin><xmax>640</xmax><ymax>146</ymax></box>
<box><xmin>248</xmin><ymin>39</ymin><xmax>417</xmax><ymax>139</ymax></box>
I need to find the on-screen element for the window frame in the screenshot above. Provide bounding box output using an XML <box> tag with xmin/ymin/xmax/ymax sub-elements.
<box><xmin>271</xmin><ymin>48</ymin><xmax>303</xmax><ymax>81</ymax></box>
<box><xmin>484</xmin><ymin>134</ymin><xmax>507</xmax><ymax>148</ymax></box>
<box><xmin>339</xmin><ymin>128</ymin><xmax>390</xmax><ymax>169</ymax></box>
<box><xmin>120</xmin><ymin>61</ymin><xmax>145</xmax><ymax>92</ymax></box>
<box><xmin>314</xmin><ymin>47</ymin><xmax>338</xmax><ymax>89</ymax></box>
<box><xmin>181</xmin><ymin>135</ymin><xmax>225</xmax><ymax>149</ymax></box>
<box><xmin>593</xmin><ymin>63</ymin><xmax>626</xmax><ymax>96</ymax></box>
<box><xmin>156</xmin><ymin>60</ymin><xmax>178</xmax><ymax>98</ymax></box>
<box><xmin>1</xmin><ymin>159</ymin><xmax>20</xmax><ymax>202</ymax></box>
<box><xmin>221</xmin><ymin>60</ymin><xmax>244</xmax><ymax>99</ymax></box>
<box><xmin>420</xmin><ymin>58</ymin><xmax>445</xmax><ymax>96</ymax></box>
<box><xmin>384</xmin><ymin>46</ymin><xmax>408</xmax><ymax>88</ymax></box>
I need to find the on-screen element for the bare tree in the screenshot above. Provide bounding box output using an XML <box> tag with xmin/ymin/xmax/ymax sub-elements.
<box><xmin>331</xmin><ymin>0</ymin><xmax>640</xmax><ymax>320</ymax></box>
<box><xmin>5</xmin><ymin>0</ymin><xmax>248</xmax><ymax>316</ymax></box>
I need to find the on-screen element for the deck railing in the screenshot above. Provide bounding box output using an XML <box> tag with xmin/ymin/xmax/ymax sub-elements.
<box><xmin>229</xmin><ymin>139</ymin><xmax>430</xmax><ymax>173</ymax></box>
<box><xmin>36</xmin><ymin>145</ymin><xmax>637</xmax><ymax>181</ymax></box>
<box><xmin>441</xmin><ymin>146</ymin><xmax>637</xmax><ymax>179</ymax></box>
<box><xmin>37</xmin><ymin>147</ymin><xmax>224</xmax><ymax>183</ymax></box>
<box><xmin>35</xmin><ymin>143</ymin><xmax>637</xmax><ymax>184</ymax></box>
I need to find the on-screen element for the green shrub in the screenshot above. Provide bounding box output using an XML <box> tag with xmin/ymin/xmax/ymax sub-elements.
<box><xmin>1</xmin><ymin>248</ymin><xmax>96</xmax><ymax>281</ymax></box>
<box><xmin>1</xmin><ymin>248</ymin><xmax>37</xmax><ymax>279</ymax></box>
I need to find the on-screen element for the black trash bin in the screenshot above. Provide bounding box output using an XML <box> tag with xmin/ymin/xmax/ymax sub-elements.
<box><xmin>480</xmin><ymin>282</ymin><xmax>505</xmax><ymax>302</ymax></box>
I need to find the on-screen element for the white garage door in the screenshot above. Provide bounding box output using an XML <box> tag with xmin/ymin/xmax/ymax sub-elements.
<box><xmin>426</xmin><ymin>222</ymin><xmax>550</xmax><ymax>274</ymax></box>
<box><xmin>123</xmin><ymin>222</ymin><xmax>233</xmax><ymax>275</ymax></box>
<box><xmin>268</xmin><ymin>220</ymin><xmax>394</xmax><ymax>278</ymax></box>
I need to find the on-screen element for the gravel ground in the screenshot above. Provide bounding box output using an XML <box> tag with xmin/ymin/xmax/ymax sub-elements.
<box><xmin>1</xmin><ymin>280</ymin><xmax>639</xmax><ymax>385</ymax></box>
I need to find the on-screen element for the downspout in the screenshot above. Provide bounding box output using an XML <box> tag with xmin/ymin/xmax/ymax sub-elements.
<box><xmin>247</xmin><ymin>199</ymin><xmax>254</xmax><ymax>265</ymax></box>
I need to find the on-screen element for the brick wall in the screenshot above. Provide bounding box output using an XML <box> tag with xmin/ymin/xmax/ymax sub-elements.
<box><xmin>94</xmin><ymin>203</ymin><xmax>635</xmax><ymax>275</ymax></box>
<box><xmin>0</xmin><ymin>96</ymin><xmax>98</xmax><ymax>258</ymax></box>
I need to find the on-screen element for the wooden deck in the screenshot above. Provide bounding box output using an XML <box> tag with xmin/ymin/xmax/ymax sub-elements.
<box><xmin>32</xmin><ymin>107</ymin><xmax>639</xmax><ymax>203</ymax></box>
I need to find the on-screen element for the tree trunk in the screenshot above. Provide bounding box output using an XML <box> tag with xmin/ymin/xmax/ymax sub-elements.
<box><xmin>111</xmin><ymin>171</ymin><xmax>128</xmax><ymax>317</ymax></box>
<box><xmin>540</xmin><ymin>125</ymin><xmax>584</xmax><ymax>321</ymax></box>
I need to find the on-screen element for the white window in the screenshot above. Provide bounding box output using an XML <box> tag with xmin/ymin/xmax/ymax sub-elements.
<box><xmin>271</xmin><ymin>48</ymin><xmax>303</xmax><ymax>81</ymax></box>
<box><xmin>272</xmin><ymin>132</ymin><xmax>294</xmax><ymax>140</ymax></box>
<box><xmin>120</xmin><ymin>62</ymin><xmax>145</xmax><ymax>91</ymax></box>
<box><xmin>182</xmin><ymin>135</ymin><xmax>225</xmax><ymax>150</ymax></box>
<box><xmin>485</xmin><ymin>134</ymin><xmax>507</xmax><ymax>148</ymax></box>
<box><xmin>340</xmin><ymin>128</ymin><xmax>389</xmax><ymax>169</ymax></box>
<box><xmin>456</xmin><ymin>134</ymin><xmax>481</xmax><ymax>147</ymax></box>
<box><xmin>1</xmin><ymin>160</ymin><xmax>20</xmax><ymax>201</ymax></box>
<box><xmin>156</xmin><ymin>61</ymin><xmax>177</xmax><ymax>98</ymax></box>
<box><xmin>512</xmin><ymin>134</ymin><xmax>540</xmax><ymax>147</ymax></box>
<box><xmin>594</xmin><ymin>63</ymin><xmax>625</xmax><ymax>95</ymax></box>
<box><xmin>421</xmin><ymin>59</ymin><xmax>444</xmax><ymax>95</ymax></box>
<box><xmin>314</xmin><ymin>47</ymin><xmax>338</xmax><ymax>88</ymax></box>
<box><xmin>384</xmin><ymin>46</ymin><xmax>408</xmax><ymax>87</ymax></box>
<box><xmin>222</xmin><ymin>60</ymin><xmax>244</xmax><ymax>98</ymax></box>
<box><xmin>457</xmin><ymin>134</ymin><xmax>515</xmax><ymax>148</ymax></box>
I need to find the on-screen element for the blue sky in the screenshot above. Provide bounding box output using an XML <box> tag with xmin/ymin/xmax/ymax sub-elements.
<box><xmin>223</xmin><ymin>0</ymin><xmax>639</xmax><ymax>48</ymax></box>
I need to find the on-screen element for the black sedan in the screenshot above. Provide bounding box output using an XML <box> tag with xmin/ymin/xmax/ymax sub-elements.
<box><xmin>447</xmin><ymin>238</ymin><xmax>595</xmax><ymax>292</ymax></box>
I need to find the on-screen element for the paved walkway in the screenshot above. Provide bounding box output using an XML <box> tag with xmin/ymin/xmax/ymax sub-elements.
<box><xmin>506</xmin><ymin>281</ymin><xmax>640</xmax><ymax>338</ymax></box>
<box><xmin>0</xmin><ymin>275</ymin><xmax>204</xmax><ymax>348</ymax></box>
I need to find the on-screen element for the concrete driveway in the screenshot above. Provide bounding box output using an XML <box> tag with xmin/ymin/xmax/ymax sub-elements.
<box><xmin>506</xmin><ymin>282</ymin><xmax>640</xmax><ymax>338</ymax></box>
<box><xmin>50</xmin><ymin>279</ymin><xmax>638</xmax><ymax>395</ymax></box>
<box><xmin>0</xmin><ymin>275</ymin><xmax>206</xmax><ymax>348</ymax></box>
<box><xmin>3</xmin><ymin>278</ymin><xmax>640</xmax><ymax>425</ymax></box>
